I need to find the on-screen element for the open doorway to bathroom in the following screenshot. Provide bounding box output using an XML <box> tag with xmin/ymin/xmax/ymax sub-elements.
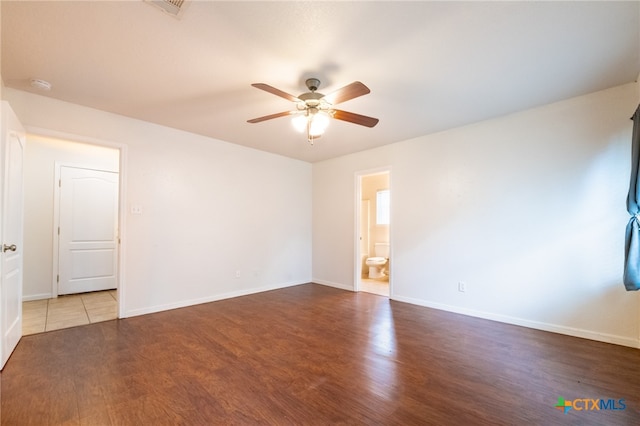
<box><xmin>356</xmin><ymin>168</ymin><xmax>390</xmax><ymax>297</ymax></box>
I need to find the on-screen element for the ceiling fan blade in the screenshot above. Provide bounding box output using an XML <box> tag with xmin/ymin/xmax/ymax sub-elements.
<box><xmin>247</xmin><ymin>111</ymin><xmax>294</xmax><ymax>123</ymax></box>
<box><xmin>332</xmin><ymin>110</ymin><xmax>379</xmax><ymax>128</ymax></box>
<box><xmin>323</xmin><ymin>81</ymin><xmax>370</xmax><ymax>105</ymax></box>
<box><xmin>251</xmin><ymin>83</ymin><xmax>301</xmax><ymax>102</ymax></box>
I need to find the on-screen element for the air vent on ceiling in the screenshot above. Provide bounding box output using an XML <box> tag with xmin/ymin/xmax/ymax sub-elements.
<box><xmin>144</xmin><ymin>0</ymin><xmax>189</xmax><ymax>19</ymax></box>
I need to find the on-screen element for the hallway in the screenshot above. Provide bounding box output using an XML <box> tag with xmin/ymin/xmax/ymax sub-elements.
<box><xmin>22</xmin><ymin>290</ymin><xmax>117</xmax><ymax>335</ymax></box>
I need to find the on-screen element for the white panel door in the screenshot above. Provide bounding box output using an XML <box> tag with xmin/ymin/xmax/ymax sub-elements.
<box><xmin>1</xmin><ymin>105</ymin><xmax>25</xmax><ymax>369</ymax></box>
<box><xmin>58</xmin><ymin>167</ymin><xmax>119</xmax><ymax>295</ymax></box>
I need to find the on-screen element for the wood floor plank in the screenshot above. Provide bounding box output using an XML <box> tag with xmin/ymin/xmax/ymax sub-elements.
<box><xmin>2</xmin><ymin>283</ymin><xmax>640</xmax><ymax>424</ymax></box>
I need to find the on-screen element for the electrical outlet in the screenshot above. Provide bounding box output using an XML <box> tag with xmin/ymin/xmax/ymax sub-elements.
<box><xmin>458</xmin><ymin>281</ymin><xmax>466</xmax><ymax>292</ymax></box>
<box><xmin>235</xmin><ymin>270</ymin><xmax>241</xmax><ymax>279</ymax></box>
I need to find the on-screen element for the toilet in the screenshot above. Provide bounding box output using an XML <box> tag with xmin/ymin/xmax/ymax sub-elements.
<box><xmin>366</xmin><ymin>243</ymin><xmax>389</xmax><ymax>279</ymax></box>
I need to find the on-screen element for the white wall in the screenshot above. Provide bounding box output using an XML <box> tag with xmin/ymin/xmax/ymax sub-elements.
<box><xmin>313</xmin><ymin>82</ymin><xmax>640</xmax><ymax>347</ymax></box>
<box><xmin>5</xmin><ymin>87</ymin><xmax>312</xmax><ymax>317</ymax></box>
<box><xmin>23</xmin><ymin>135</ymin><xmax>119</xmax><ymax>300</ymax></box>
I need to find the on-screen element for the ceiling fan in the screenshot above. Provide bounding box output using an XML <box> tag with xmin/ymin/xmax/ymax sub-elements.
<box><xmin>247</xmin><ymin>78</ymin><xmax>379</xmax><ymax>144</ymax></box>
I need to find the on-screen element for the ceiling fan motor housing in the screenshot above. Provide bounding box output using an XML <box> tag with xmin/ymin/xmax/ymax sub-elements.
<box><xmin>298</xmin><ymin>91</ymin><xmax>324</xmax><ymax>109</ymax></box>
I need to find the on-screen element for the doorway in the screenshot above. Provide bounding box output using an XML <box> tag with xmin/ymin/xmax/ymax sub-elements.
<box><xmin>356</xmin><ymin>168</ymin><xmax>391</xmax><ymax>297</ymax></box>
<box><xmin>21</xmin><ymin>133</ymin><xmax>123</xmax><ymax>335</ymax></box>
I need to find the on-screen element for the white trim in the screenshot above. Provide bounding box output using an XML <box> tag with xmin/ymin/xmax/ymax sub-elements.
<box><xmin>22</xmin><ymin>293</ymin><xmax>52</xmax><ymax>302</ymax></box>
<box><xmin>315</xmin><ymin>280</ymin><xmax>640</xmax><ymax>348</ymax></box>
<box><xmin>393</xmin><ymin>294</ymin><xmax>640</xmax><ymax>349</ymax></box>
<box><xmin>24</xmin><ymin>126</ymin><xmax>127</xmax><ymax>319</ymax></box>
<box><xmin>122</xmin><ymin>280</ymin><xmax>307</xmax><ymax>318</ymax></box>
<box><xmin>52</xmin><ymin>166</ymin><xmax>59</xmax><ymax>299</ymax></box>
<box><xmin>313</xmin><ymin>279</ymin><xmax>354</xmax><ymax>292</ymax></box>
<box><xmin>354</xmin><ymin>174</ymin><xmax>363</xmax><ymax>292</ymax></box>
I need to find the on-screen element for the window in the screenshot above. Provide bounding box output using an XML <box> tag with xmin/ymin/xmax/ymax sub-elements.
<box><xmin>376</xmin><ymin>189</ymin><xmax>390</xmax><ymax>225</ymax></box>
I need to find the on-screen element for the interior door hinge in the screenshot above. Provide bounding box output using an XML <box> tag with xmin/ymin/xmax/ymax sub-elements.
<box><xmin>59</xmin><ymin>179</ymin><xmax>61</xmax><ymax>187</ymax></box>
<box><xmin>58</xmin><ymin>227</ymin><xmax>60</xmax><ymax>235</ymax></box>
<box><xmin>56</xmin><ymin>275</ymin><xmax>59</xmax><ymax>283</ymax></box>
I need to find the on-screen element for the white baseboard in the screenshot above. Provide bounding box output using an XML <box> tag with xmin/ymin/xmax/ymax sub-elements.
<box><xmin>22</xmin><ymin>293</ymin><xmax>53</xmax><ymax>302</ymax></box>
<box><xmin>312</xmin><ymin>279</ymin><xmax>354</xmax><ymax>291</ymax></box>
<box><xmin>121</xmin><ymin>280</ymin><xmax>307</xmax><ymax>319</ymax></box>
<box><xmin>393</xmin><ymin>295</ymin><xmax>640</xmax><ymax>349</ymax></box>
<box><xmin>121</xmin><ymin>280</ymin><xmax>639</xmax><ymax>349</ymax></box>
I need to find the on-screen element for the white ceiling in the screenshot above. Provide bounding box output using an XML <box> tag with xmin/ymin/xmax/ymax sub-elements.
<box><xmin>2</xmin><ymin>1</ymin><xmax>639</xmax><ymax>163</ymax></box>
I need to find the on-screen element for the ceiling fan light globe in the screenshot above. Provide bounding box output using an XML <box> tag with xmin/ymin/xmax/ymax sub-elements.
<box><xmin>292</xmin><ymin>114</ymin><xmax>308</xmax><ymax>132</ymax></box>
<box><xmin>309</xmin><ymin>112</ymin><xmax>330</xmax><ymax>136</ymax></box>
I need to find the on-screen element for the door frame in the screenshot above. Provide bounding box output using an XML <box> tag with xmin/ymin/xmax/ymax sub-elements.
<box><xmin>354</xmin><ymin>166</ymin><xmax>392</xmax><ymax>296</ymax></box>
<box><xmin>53</xmin><ymin>164</ymin><xmax>119</xmax><ymax>297</ymax></box>
<box><xmin>27</xmin><ymin>126</ymin><xmax>127</xmax><ymax>318</ymax></box>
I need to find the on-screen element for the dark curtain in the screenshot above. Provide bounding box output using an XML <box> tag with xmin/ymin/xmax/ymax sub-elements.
<box><xmin>623</xmin><ymin>104</ymin><xmax>640</xmax><ymax>290</ymax></box>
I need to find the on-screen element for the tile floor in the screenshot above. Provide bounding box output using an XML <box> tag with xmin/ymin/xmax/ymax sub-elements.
<box><xmin>22</xmin><ymin>290</ymin><xmax>118</xmax><ymax>336</ymax></box>
<box><xmin>360</xmin><ymin>278</ymin><xmax>389</xmax><ymax>296</ymax></box>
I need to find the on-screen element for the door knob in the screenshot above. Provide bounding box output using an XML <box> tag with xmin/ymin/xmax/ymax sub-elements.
<box><xmin>3</xmin><ymin>244</ymin><xmax>16</xmax><ymax>252</ymax></box>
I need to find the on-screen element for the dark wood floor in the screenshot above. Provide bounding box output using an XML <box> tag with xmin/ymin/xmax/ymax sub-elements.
<box><xmin>2</xmin><ymin>283</ymin><xmax>640</xmax><ymax>425</ymax></box>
